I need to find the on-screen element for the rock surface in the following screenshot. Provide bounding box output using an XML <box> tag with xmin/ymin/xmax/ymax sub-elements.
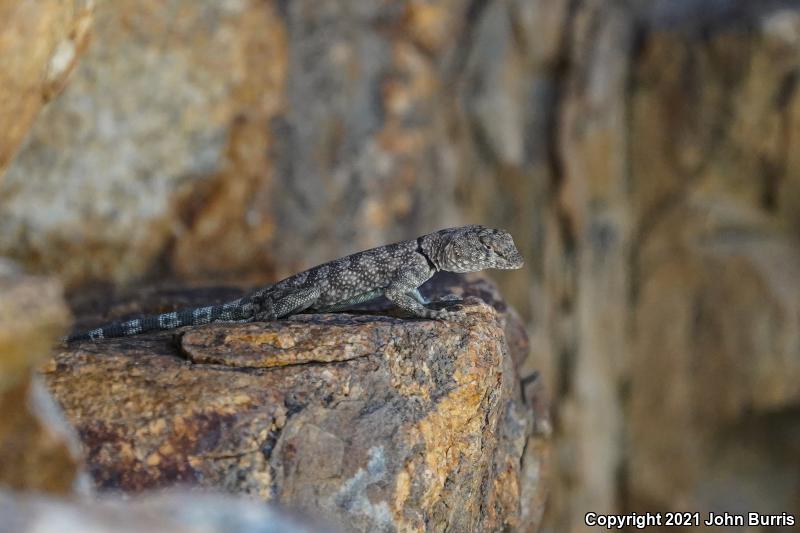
<box><xmin>0</xmin><ymin>270</ymin><xmax>85</xmax><ymax>494</ymax></box>
<box><xmin>464</xmin><ymin>1</ymin><xmax>800</xmax><ymax>530</ymax></box>
<box><xmin>0</xmin><ymin>490</ymin><xmax>325</xmax><ymax>533</ymax></box>
<box><xmin>622</xmin><ymin>3</ymin><xmax>800</xmax><ymax>511</ymax></box>
<box><xmin>0</xmin><ymin>0</ymin><xmax>93</xmax><ymax>178</ymax></box>
<box><xmin>0</xmin><ymin>269</ymin><xmax>330</xmax><ymax>533</ymax></box>
<box><xmin>6</xmin><ymin>0</ymin><xmax>799</xmax><ymax>529</ymax></box>
<box><xmin>0</xmin><ymin>0</ymin><xmax>463</xmax><ymax>287</ymax></box>
<box><xmin>48</xmin><ymin>274</ymin><xmax>548</xmax><ymax>532</ymax></box>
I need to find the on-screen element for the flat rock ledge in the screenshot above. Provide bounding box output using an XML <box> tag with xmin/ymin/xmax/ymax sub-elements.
<box><xmin>47</xmin><ymin>274</ymin><xmax>549</xmax><ymax>532</ymax></box>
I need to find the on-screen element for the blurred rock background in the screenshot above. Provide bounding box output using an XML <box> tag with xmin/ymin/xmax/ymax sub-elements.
<box><xmin>2</xmin><ymin>0</ymin><xmax>800</xmax><ymax>531</ymax></box>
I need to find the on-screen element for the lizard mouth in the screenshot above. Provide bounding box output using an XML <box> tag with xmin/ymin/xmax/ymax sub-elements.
<box><xmin>498</xmin><ymin>263</ymin><xmax>523</xmax><ymax>269</ymax></box>
<box><xmin>498</xmin><ymin>253</ymin><xmax>524</xmax><ymax>269</ymax></box>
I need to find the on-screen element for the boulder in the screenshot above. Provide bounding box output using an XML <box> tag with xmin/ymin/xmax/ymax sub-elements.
<box><xmin>0</xmin><ymin>269</ymin><xmax>85</xmax><ymax>494</ymax></box>
<box><xmin>0</xmin><ymin>268</ymin><xmax>328</xmax><ymax>531</ymax></box>
<box><xmin>0</xmin><ymin>0</ymin><xmax>468</xmax><ymax>286</ymax></box>
<box><xmin>47</xmin><ymin>274</ymin><xmax>548</xmax><ymax>531</ymax></box>
<box><xmin>460</xmin><ymin>1</ymin><xmax>800</xmax><ymax>530</ymax></box>
<box><xmin>0</xmin><ymin>0</ymin><xmax>93</xmax><ymax>177</ymax></box>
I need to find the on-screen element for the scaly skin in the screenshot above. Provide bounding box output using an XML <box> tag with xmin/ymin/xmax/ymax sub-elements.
<box><xmin>65</xmin><ymin>225</ymin><xmax>524</xmax><ymax>342</ymax></box>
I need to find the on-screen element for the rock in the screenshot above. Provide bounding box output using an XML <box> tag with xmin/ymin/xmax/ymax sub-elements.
<box><xmin>0</xmin><ymin>271</ymin><xmax>85</xmax><ymax>494</ymax></box>
<box><xmin>46</xmin><ymin>275</ymin><xmax>548</xmax><ymax>531</ymax></box>
<box><xmin>0</xmin><ymin>490</ymin><xmax>327</xmax><ymax>533</ymax></box>
<box><xmin>0</xmin><ymin>271</ymin><xmax>71</xmax><ymax>388</ymax></box>
<box><xmin>0</xmin><ymin>268</ymin><xmax>328</xmax><ymax>531</ymax></box>
<box><xmin>0</xmin><ymin>377</ymin><xmax>88</xmax><ymax>495</ymax></box>
<box><xmin>0</xmin><ymin>0</ymin><xmax>93</xmax><ymax>178</ymax></box>
<box><xmin>12</xmin><ymin>0</ymin><xmax>800</xmax><ymax>528</ymax></box>
<box><xmin>0</xmin><ymin>0</ymin><xmax>468</xmax><ymax>287</ymax></box>
<box><xmin>458</xmin><ymin>1</ymin><xmax>800</xmax><ymax>530</ymax></box>
<box><xmin>629</xmin><ymin>206</ymin><xmax>800</xmax><ymax>515</ymax></box>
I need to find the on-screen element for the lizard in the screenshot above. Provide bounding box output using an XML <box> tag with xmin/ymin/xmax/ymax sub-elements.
<box><xmin>65</xmin><ymin>224</ymin><xmax>524</xmax><ymax>342</ymax></box>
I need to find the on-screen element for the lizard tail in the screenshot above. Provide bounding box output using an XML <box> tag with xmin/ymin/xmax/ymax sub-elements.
<box><xmin>64</xmin><ymin>297</ymin><xmax>256</xmax><ymax>343</ymax></box>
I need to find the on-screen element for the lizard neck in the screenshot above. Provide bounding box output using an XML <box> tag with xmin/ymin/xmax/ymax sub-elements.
<box><xmin>417</xmin><ymin>237</ymin><xmax>439</xmax><ymax>272</ymax></box>
<box><xmin>418</xmin><ymin>234</ymin><xmax>445</xmax><ymax>272</ymax></box>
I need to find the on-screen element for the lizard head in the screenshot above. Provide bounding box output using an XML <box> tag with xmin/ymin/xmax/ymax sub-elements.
<box><xmin>431</xmin><ymin>225</ymin><xmax>524</xmax><ymax>273</ymax></box>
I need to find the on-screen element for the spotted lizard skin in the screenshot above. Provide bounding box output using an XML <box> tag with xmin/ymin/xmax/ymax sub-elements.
<box><xmin>65</xmin><ymin>225</ymin><xmax>524</xmax><ymax>342</ymax></box>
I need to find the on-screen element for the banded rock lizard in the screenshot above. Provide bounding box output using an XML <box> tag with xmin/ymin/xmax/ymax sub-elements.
<box><xmin>66</xmin><ymin>225</ymin><xmax>523</xmax><ymax>342</ymax></box>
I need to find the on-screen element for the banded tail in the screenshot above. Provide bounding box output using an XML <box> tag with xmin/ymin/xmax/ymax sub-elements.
<box><xmin>64</xmin><ymin>297</ymin><xmax>256</xmax><ymax>343</ymax></box>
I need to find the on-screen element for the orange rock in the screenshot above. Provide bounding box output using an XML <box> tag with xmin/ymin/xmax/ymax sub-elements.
<box><xmin>0</xmin><ymin>0</ymin><xmax>93</xmax><ymax>177</ymax></box>
<box><xmin>0</xmin><ymin>271</ymin><xmax>84</xmax><ymax>494</ymax></box>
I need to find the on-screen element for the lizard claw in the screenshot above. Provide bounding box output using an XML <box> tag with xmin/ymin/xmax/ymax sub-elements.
<box><xmin>435</xmin><ymin>294</ymin><xmax>463</xmax><ymax>302</ymax></box>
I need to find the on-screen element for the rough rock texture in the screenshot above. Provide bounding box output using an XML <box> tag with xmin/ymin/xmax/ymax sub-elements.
<box><xmin>0</xmin><ymin>269</ymin><xmax>85</xmax><ymax>494</ymax></box>
<box><xmin>0</xmin><ymin>269</ymin><xmax>331</xmax><ymax>532</ymax></box>
<box><xmin>0</xmin><ymin>0</ymin><xmax>93</xmax><ymax>178</ymax></box>
<box><xmin>47</xmin><ymin>275</ymin><xmax>548</xmax><ymax>532</ymax></box>
<box><xmin>0</xmin><ymin>490</ymin><xmax>326</xmax><ymax>533</ymax></box>
<box><xmin>625</xmin><ymin>3</ymin><xmax>800</xmax><ymax>521</ymax></box>
<box><xmin>450</xmin><ymin>1</ymin><xmax>800</xmax><ymax>531</ymax></box>
<box><xmin>7</xmin><ymin>0</ymin><xmax>799</xmax><ymax>529</ymax></box>
<box><xmin>0</xmin><ymin>0</ymin><xmax>463</xmax><ymax>287</ymax></box>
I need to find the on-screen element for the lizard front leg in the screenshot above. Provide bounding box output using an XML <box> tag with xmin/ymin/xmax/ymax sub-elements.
<box><xmin>408</xmin><ymin>288</ymin><xmax>429</xmax><ymax>305</ymax></box>
<box><xmin>385</xmin><ymin>270</ymin><xmax>460</xmax><ymax>320</ymax></box>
